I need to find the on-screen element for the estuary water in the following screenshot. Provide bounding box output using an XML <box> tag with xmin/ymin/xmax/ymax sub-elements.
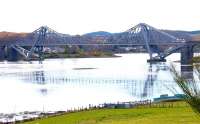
<box><xmin>0</xmin><ymin>53</ymin><xmax>182</xmax><ymax>113</ymax></box>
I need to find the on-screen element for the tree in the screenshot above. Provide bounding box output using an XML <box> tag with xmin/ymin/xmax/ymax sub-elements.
<box><xmin>170</xmin><ymin>64</ymin><xmax>200</xmax><ymax>115</ymax></box>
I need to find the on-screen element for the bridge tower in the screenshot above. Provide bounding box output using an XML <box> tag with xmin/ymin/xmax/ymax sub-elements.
<box><xmin>3</xmin><ymin>25</ymin><xmax>64</xmax><ymax>61</ymax></box>
<box><xmin>139</xmin><ymin>24</ymin><xmax>153</xmax><ymax>60</ymax></box>
<box><xmin>28</xmin><ymin>26</ymin><xmax>47</xmax><ymax>60</ymax></box>
<box><xmin>126</xmin><ymin>23</ymin><xmax>180</xmax><ymax>62</ymax></box>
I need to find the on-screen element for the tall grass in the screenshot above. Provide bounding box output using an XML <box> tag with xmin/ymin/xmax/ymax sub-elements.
<box><xmin>170</xmin><ymin>64</ymin><xmax>200</xmax><ymax>115</ymax></box>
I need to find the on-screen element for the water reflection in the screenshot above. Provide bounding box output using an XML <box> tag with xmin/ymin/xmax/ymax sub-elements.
<box><xmin>39</xmin><ymin>88</ymin><xmax>47</xmax><ymax>96</ymax></box>
<box><xmin>11</xmin><ymin>62</ymin><xmax>174</xmax><ymax>100</ymax></box>
<box><xmin>34</xmin><ymin>71</ymin><xmax>45</xmax><ymax>84</ymax></box>
<box><xmin>142</xmin><ymin>63</ymin><xmax>169</xmax><ymax>98</ymax></box>
<box><xmin>0</xmin><ymin>54</ymin><xmax>182</xmax><ymax>113</ymax></box>
<box><xmin>181</xmin><ymin>65</ymin><xmax>193</xmax><ymax>80</ymax></box>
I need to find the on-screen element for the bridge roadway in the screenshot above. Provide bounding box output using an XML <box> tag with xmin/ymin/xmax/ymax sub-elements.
<box><xmin>0</xmin><ymin>40</ymin><xmax>198</xmax><ymax>62</ymax></box>
<box><xmin>0</xmin><ymin>41</ymin><xmax>187</xmax><ymax>46</ymax></box>
<box><xmin>1</xmin><ymin>39</ymin><xmax>199</xmax><ymax>47</ymax></box>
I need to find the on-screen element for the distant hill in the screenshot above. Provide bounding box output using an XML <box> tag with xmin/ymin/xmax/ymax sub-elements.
<box><xmin>189</xmin><ymin>30</ymin><xmax>200</xmax><ymax>35</ymax></box>
<box><xmin>192</xmin><ymin>34</ymin><xmax>200</xmax><ymax>41</ymax></box>
<box><xmin>0</xmin><ymin>25</ymin><xmax>200</xmax><ymax>44</ymax></box>
<box><xmin>162</xmin><ymin>30</ymin><xmax>192</xmax><ymax>41</ymax></box>
<box><xmin>164</xmin><ymin>30</ymin><xmax>200</xmax><ymax>35</ymax></box>
<box><xmin>83</xmin><ymin>31</ymin><xmax>112</xmax><ymax>37</ymax></box>
<box><xmin>163</xmin><ymin>30</ymin><xmax>200</xmax><ymax>41</ymax></box>
<box><xmin>0</xmin><ymin>32</ymin><xmax>28</xmax><ymax>38</ymax></box>
<box><xmin>0</xmin><ymin>32</ymin><xmax>29</xmax><ymax>42</ymax></box>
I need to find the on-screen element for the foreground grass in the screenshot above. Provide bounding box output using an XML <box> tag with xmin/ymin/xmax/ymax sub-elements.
<box><xmin>23</xmin><ymin>102</ymin><xmax>200</xmax><ymax>124</ymax></box>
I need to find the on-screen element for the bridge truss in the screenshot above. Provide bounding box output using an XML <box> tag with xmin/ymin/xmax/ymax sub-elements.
<box><xmin>8</xmin><ymin>23</ymin><xmax>187</xmax><ymax>61</ymax></box>
<box><xmin>126</xmin><ymin>23</ymin><xmax>186</xmax><ymax>61</ymax></box>
<box><xmin>11</xmin><ymin>26</ymin><xmax>67</xmax><ymax>60</ymax></box>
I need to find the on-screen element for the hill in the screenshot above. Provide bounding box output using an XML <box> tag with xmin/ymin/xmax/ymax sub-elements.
<box><xmin>0</xmin><ymin>25</ymin><xmax>200</xmax><ymax>44</ymax></box>
<box><xmin>0</xmin><ymin>32</ymin><xmax>29</xmax><ymax>42</ymax></box>
<box><xmin>83</xmin><ymin>31</ymin><xmax>112</xmax><ymax>37</ymax></box>
<box><xmin>192</xmin><ymin>34</ymin><xmax>200</xmax><ymax>41</ymax></box>
<box><xmin>190</xmin><ymin>30</ymin><xmax>200</xmax><ymax>35</ymax></box>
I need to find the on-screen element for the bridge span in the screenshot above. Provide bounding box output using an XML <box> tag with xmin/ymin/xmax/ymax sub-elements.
<box><xmin>0</xmin><ymin>23</ymin><xmax>199</xmax><ymax>65</ymax></box>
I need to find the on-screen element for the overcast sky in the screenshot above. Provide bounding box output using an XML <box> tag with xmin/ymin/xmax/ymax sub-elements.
<box><xmin>0</xmin><ymin>0</ymin><xmax>199</xmax><ymax>34</ymax></box>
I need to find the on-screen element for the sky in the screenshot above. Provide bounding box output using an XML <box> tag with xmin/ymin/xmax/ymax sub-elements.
<box><xmin>0</xmin><ymin>0</ymin><xmax>200</xmax><ymax>34</ymax></box>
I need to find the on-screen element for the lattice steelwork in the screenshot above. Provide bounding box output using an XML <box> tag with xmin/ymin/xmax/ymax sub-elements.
<box><xmin>126</xmin><ymin>23</ymin><xmax>185</xmax><ymax>61</ymax></box>
<box><xmin>11</xmin><ymin>23</ymin><xmax>186</xmax><ymax>61</ymax></box>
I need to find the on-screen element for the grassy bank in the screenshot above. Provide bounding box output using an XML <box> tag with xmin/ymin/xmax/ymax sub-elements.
<box><xmin>22</xmin><ymin>102</ymin><xmax>200</xmax><ymax>124</ymax></box>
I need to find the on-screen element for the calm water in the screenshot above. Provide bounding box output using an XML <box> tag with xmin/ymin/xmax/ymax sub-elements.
<box><xmin>0</xmin><ymin>53</ymin><xmax>182</xmax><ymax>113</ymax></box>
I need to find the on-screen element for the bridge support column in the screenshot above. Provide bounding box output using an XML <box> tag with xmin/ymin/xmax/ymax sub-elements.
<box><xmin>181</xmin><ymin>45</ymin><xmax>193</xmax><ymax>65</ymax></box>
<box><xmin>181</xmin><ymin>67</ymin><xmax>193</xmax><ymax>80</ymax></box>
<box><xmin>181</xmin><ymin>44</ymin><xmax>193</xmax><ymax>72</ymax></box>
<box><xmin>0</xmin><ymin>46</ymin><xmax>6</xmax><ymax>60</ymax></box>
<box><xmin>7</xmin><ymin>46</ymin><xmax>20</xmax><ymax>61</ymax></box>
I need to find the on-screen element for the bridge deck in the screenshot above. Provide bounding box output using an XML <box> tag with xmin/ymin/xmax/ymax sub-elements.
<box><xmin>0</xmin><ymin>42</ymin><xmax>187</xmax><ymax>46</ymax></box>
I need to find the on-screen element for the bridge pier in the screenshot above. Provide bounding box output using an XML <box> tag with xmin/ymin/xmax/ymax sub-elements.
<box><xmin>147</xmin><ymin>57</ymin><xmax>166</xmax><ymax>63</ymax></box>
<box><xmin>147</xmin><ymin>45</ymin><xmax>166</xmax><ymax>63</ymax></box>
<box><xmin>181</xmin><ymin>66</ymin><xmax>193</xmax><ymax>80</ymax></box>
<box><xmin>0</xmin><ymin>46</ymin><xmax>6</xmax><ymax>60</ymax></box>
<box><xmin>7</xmin><ymin>46</ymin><xmax>20</xmax><ymax>61</ymax></box>
<box><xmin>180</xmin><ymin>44</ymin><xmax>194</xmax><ymax>80</ymax></box>
<box><xmin>181</xmin><ymin>44</ymin><xmax>193</xmax><ymax>65</ymax></box>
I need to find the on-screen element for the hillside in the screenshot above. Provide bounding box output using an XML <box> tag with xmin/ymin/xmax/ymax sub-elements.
<box><xmin>83</xmin><ymin>31</ymin><xmax>112</xmax><ymax>37</ymax></box>
<box><xmin>0</xmin><ymin>27</ymin><xmax>200</xmax><ymax>43</ymax></box>
<box><xmin>190</xmin><ymin>30</ymin><xmax>200</xmax><ymax>35</ymax></box>
<box><xmin>0</xmin><ymin>32</ymin><xmax>29</xmax><ymax>42</ymax></box>
<box><xmin>192</xmin><ymin>34</ymin><xmax>200</xmax><ymax>41</ymax></box>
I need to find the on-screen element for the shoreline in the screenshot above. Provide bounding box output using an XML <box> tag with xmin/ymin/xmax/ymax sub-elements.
<box><xmin>24</xmin><ymin>54</ymin><xmax>121</xmax><ymax>61</ymax></box>
<box><xmin>45</xmin><ymin>54</ymin><xmax>121</xmax><ymax>59</ymax></box>
<box><xmin>0</xmin><ymin>100</ymin><xmax>152</xmax><ymax>123</ymax></box>
<box><xmin>2</xmin><ymin>100</ymin><xmax>195</xmax><ymax>124</ymax></box>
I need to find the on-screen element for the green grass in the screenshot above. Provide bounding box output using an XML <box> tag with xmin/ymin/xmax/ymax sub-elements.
<box><xmin>22</xmin><ymin>102</ymin><xmax>200</xmax><ymax>124</ymax></box>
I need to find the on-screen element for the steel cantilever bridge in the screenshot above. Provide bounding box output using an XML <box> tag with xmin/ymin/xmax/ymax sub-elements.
<box><xmin>0</xmin><ymin>23</ymin><xmax>197</xmax><ymax>64</ymax></box>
